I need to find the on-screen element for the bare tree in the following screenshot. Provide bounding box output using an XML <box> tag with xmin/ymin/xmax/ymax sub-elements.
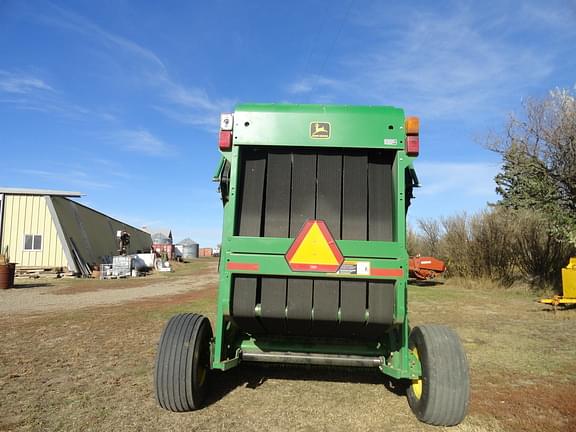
<box><xmin>488</xmin><ymin>88</ymin><xmax>576</xmax><ymax>246</ymax></box>
<box><xmin>417</xmin><ymin>218</ymin><xmax>442</xmax><ymax>256</ymax></box>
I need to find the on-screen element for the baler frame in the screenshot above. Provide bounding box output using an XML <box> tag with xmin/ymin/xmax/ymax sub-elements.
<box><xmin>154</xmin><ymin>104</ymin><xmax>469</xmax><ymax>426</ymax></box>
<box><xmin>211</xmin><ymin>108</ymin><xmax>419</xmax><ymax>380</ymax></box>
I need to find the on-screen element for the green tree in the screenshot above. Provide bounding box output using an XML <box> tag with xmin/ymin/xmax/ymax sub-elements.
<box><xmin>489</xmin><ymin>88</ymin><xmax>576</xmax><ymax>246</ymax></box>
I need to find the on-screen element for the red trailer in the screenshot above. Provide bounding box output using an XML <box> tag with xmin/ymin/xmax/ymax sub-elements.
<box><xmin>152</xmin><ymin>243</ymin><xmax>175</xmax><ymax>261</ymax></box>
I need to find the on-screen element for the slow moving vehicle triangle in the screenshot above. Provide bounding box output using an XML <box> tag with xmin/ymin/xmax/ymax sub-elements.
<box><xmin>285</xmin><ymin>220</ymin><xmax>343</xmax><ymax>272</ymax></box>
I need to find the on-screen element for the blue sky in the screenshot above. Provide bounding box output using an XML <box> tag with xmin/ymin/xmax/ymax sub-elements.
<box><xmin>1</xmin><ymin>1</ymin><xmax>575</xmax><ymax>246</ymax></box>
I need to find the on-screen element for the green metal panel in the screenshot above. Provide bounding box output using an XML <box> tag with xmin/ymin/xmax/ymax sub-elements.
<box><xmin>227</xmin><ymin>237</ymin><xmax>405</xmax><ymax>258</ymax></box>
<box><xmin>212</xmin><ymin>103</ymin><xmax>420</xmax><ymax>380</ymax></box>
<box><xmin>224</xmin><ymin>254</ymin><xmax>406</xmax><ymax>279</ymax></box>
<box><xmin>233</xmin><ymin>104</ymin><xmax>406</xmax><ymax>149</ymax></box>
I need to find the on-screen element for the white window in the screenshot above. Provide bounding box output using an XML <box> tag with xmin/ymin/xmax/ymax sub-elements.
<box><xmin>24</xmin><ymin>234</ymin><xmax>42</xmax><ymax>251</ymax></box>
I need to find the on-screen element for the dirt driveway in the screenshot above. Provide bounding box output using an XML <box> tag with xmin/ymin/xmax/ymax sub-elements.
<box><xmin>1</xmin><ymin>262</ymin><xmax>575</xmax><ymax>432</ymax></box>
<box><xmin>0</xmin><ymin>261</ymin><xmax>218</xmax><ymax>315</ymax></box>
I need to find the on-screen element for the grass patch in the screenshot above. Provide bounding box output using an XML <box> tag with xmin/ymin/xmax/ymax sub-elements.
<box><xmin>1</xmin><ymin>270</ymin><xmax>575</xmax><ymax>431</ymax></box>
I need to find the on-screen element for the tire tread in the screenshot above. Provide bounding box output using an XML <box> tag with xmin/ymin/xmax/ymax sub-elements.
<box><xmin>407</xmin><ymin>324</ymin><xmax>469</xmax><ymax>426</ymax></box>
<box><xmin>154</xmin><ymin>313</ymin><xmax>211</xmax><ymax>412</ymax></box>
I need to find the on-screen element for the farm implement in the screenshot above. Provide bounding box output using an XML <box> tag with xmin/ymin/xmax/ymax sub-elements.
<box><xmin>539</xmin><ymin>257</ymin><xmax>576</xmax><ymax>309</ymax></box>
<box><xmin>154</xmin><ymin>104</ymin><xmax>470</xmax><ymax>426</ymax></box>
<box><xmin>408</xmin><ymin>256</ymin><xmax>446</xmax><ymax>280</ymax></box>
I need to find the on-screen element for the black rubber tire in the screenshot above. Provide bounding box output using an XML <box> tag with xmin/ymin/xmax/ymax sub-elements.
<box><xmin>407</xmin><ymin>325</ymin><xmax>470</xmax><ymax>426</ymax></box>
<box><xmin>154</xmin><ymin>313</ymin><xmax>213</xmax><ymax>411</ymax></box>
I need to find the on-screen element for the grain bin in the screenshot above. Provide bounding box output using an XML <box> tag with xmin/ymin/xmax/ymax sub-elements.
<box><xmin>151</xmin><ymin>233</ymin><xmax>171</xmax><ymax>244</ymax></box>
<box><xmin>179</xmin><ymin>238</ymin><xmax>199</xmax><ymax>259</ymax></box>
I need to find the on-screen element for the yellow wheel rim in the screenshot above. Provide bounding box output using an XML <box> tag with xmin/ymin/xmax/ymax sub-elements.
<box><xmin>411</xmin><ymin>348</ymin><xmax>423</xmax><ymax>400</ymax></box>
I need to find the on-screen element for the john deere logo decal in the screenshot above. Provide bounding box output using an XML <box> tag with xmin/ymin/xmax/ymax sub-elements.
<box><xmin>310</xmin><ymin>122</ymin><xmax>330</xmax><ymax>139</ymax></box>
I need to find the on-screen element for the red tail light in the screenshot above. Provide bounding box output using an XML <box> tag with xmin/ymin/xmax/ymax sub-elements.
<box><xmin>406</xmin><ymin>135</ymin><xmax>419</xmax><ymax>156</ymax></box>
<box><xmin>405</xmin><ymin>116</ymin><xmax>420</xmax><ymax>157</ymax></box>
<box><xmin>219</xmin><ymin>113</ymin><xmax>234</xmax><ymax>151</ymax></box>
<box><xmin>219</xmin><ymin>130</ymin><xmax>232</xmax><ymax>151</ymax></box>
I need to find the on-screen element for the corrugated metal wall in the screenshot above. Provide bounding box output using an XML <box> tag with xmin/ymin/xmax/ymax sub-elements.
<box><xmin>0</xmin><ymin>195</ymin><xmax>68</xmax><ymax>268</ymax></box>
<box><xmin>51</xmin><ymin>196</ymin><xmax>151</xmax><ymax>267</ymax></box>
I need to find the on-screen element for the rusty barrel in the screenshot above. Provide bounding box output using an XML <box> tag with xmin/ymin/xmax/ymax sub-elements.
<box><xmin>0</xmin><ymin>263</ymin><xmax>16</xmax><ymax>289</ymax></box>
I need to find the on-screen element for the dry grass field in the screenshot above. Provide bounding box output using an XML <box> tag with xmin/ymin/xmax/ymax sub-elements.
<box><xmin>1</xmin><ymin>260</ymin><xmax>575</xmax><ymax>432</ymax></box>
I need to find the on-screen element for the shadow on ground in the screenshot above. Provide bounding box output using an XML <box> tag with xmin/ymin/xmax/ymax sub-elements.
<box><xmin>10</xmin><ymin>282</ymin><xmax>54</xmax><ymax>289</ymax></box>
<box><xmin>409</xmin><ymin>279</ymin><xmax>445</xmax><ymax>287</ymax></box>
<box><xmin>205</xmin><ymin>364</ymin><xmax>410</xmax><ymax>407</ymax></box>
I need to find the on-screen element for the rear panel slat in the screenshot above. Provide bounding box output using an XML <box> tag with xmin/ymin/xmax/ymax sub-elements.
<box><xmin>316</xmin><ymin>153</ymin><xmax>343</xmax><ymax>239</ymax></box>
<box><xmin>287</xmin><ymin>152</ymin><xmax>318</xmax><ymax>335</ymax></box>
<box><xmin>342</xmin><ymin>154</ymin><xmax>368</xmax><ymax>240</ymax></box>
<box><xmin>237</xmin><ymin>149</ymin><xmax>266</xmax><ymax>236</ymax></box>
<box><xmin>368</xmin><ymin>152</ymin><xmax>394</xmax><ymax>241</ymax></box>
<box><xmin>289</xmin><ymin>152</ymin><xmax>317</xmax><ymax>236</ymax></box>
<box><xmin>264</xmin><ymin>151</ymin><xmax>292</xmax><ymax>237</ymax></box>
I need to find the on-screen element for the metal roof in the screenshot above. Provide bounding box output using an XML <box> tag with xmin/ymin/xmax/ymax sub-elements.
<box><xmin>0</xmin><ymin>187</ymin><xmax>83</xmax><ymax>197</ymax></box>
<box><xmin>178</xmin><ymin>238</ymin><xmax>198</xmax><ymax>245</ymax></box>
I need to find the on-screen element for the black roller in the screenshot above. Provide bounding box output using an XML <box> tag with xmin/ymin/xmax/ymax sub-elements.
<box><xmin>286</xmin><ymin>278</ymin><xmax>313</xmax><ymax>334</ymax></box>
<box><xmin>367</xmin><ymin>281</ymin><xmax>395</xmax><ymax>325</ymax></box>
<box><xmin>260</xmin><ymin>277</ymin><xmax>287</xmax><ymax>333</ymax></box>
<box><xmin>311</xmin><ymin>279</ymin><xmax>339</xmax><ymax>336</ymax></box>
<box><xmin>339</xmin><ymin>280</ymin><xmax>367</xmax><ymax>335</ymax></box>
<box><xmin>232</xmin><ymin>276</ymin><xmax>263</xmax><ymax>334</ymax></box>
<box><xmin>362</xmin><ymin>280</ymin><xmax>395</xmax><ymax>337</ymax></box>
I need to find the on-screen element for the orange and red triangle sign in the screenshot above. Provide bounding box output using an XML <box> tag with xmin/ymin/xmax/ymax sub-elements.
<box><xmin>285</xmin><ymin>220</ymin><xmax>343</xmax><ymax>272</ymax></box>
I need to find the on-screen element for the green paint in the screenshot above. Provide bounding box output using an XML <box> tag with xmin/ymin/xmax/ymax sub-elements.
<box><xmin>233</xmin><ymin>103</ymin><xmax>406</xmax><ymax>149</ymax></box>
<box><xmin>211</xmin><ymin>103</ymin><xmax>421</xmax><ymax>379</ymax></box>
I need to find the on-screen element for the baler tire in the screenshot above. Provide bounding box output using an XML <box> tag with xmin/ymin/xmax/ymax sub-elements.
<box><xmin>407</xmin><ymin>325</ymin><xmax>470</xmax><ymax>426</ymax></box>
<box><xmin>154</xmin><ymin>313</ymin><xmax>213</xmax><ymax>411</ymax></box>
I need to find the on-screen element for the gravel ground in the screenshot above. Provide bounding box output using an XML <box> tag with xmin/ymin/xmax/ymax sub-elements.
<box><xmin>0</xmin><ymin>264</ymin><xmax>218</xmax><ymax>315</ymax></box>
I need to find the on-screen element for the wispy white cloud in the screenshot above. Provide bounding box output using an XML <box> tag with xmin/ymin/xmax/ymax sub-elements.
<box><xmin>288</xmin><ymin>75</ymin><xmax>344</xmax><ymax>94</ymax></box>
<box><xmin>15</xmin><ymin>168</ymin><xmax>113</xmax><ymax>190</ymax></box>
<box><xmin>38</xmin><ymin>3</ymin><xmax>167</xmax><ymax>72</ymax></box>
<box><xmin>90</xmin><ymin>158</ymin><xmax>134</xmax><ymax>179</ymax></box>
<box><xmin>0</xmin><ymin>69</ymin><xmax>116</xmax><ymax>121</ymax></box>
<box><xmin>152</xmin><ymin>79</ymin><xmax>234</xmax><ymax>129</ymax></box>
<box><xmin>35</xmin><ymin>2</ymin><xmax>231</xmax><ymax>129</ymax></box>
<box><xmin>0</xmin><ymin>70</ymin><xmax>53</xmax><ymax>94</ymax></box>
<box><xmin>108</xmin><ymin>129</ymin><xmax>173</xmax><ymax>156</ymax></box>
<box><xmin>519</xmin><ymin>2</ymin><xmax>576</xmax><ymax>34</ymax></box>
<box><xmin>287</xmin><ymin>3</ymin><xmax>566</xmax><ymax>119</ymax></box>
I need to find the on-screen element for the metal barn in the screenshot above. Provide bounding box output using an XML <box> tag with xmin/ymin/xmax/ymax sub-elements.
<box><xmin>0</xmin><ymin>188</ymin><xmax>152</xmax><ymax>274</ymax></box>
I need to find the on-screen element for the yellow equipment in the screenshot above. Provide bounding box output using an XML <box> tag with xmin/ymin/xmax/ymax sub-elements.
<box><xmin>539</xmin><ymin>258</ymin><xmax>576</xmax><ymax>307</ymax></box>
